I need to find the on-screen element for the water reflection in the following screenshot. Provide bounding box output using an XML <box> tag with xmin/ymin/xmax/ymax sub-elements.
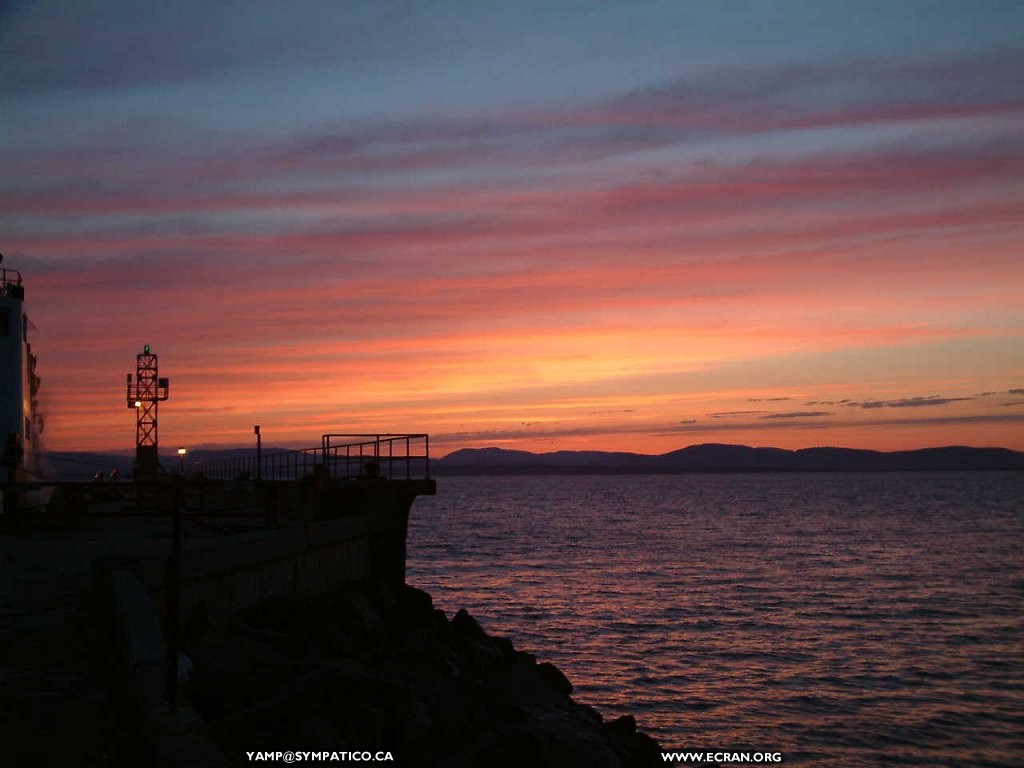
<box><xmin>408</xmin><ymin>472</ymin><xmax>1024</xmax><ymax>766</ymax></box>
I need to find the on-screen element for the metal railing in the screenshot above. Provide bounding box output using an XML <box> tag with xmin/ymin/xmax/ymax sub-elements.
<box><xmin>200</xmin><ymin>433</ymin><xmax>430</xmax><ymax>482</ymax></box>
<box><xmin>321</xmin><ymin>433</ymin><xmax>429</xmax><ymax>480</ymax></box>
<box><xmin>1</xmin><ymin>266</ymin><xmax>23</xmax><ymax>292</ymax></box>
<box><xmin>202</xmin><ymin>448</ymin><xmax>322</xmax><ymax>482</ymax></box>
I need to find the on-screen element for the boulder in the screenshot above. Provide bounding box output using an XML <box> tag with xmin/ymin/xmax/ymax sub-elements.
<box><xmin>187</xmin><ymin>584</ymin><xmax>664</xmax><ymax>767</ymax></box>
<box><xmin>537</xmin><ymin>661</ymin><xmax>574</xmax><ymax>696</ymax></box>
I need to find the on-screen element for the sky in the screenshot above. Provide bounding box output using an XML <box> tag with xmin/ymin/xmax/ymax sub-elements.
<box><xmin>2</xmin><ymin>0</ymin><xmax>1023</xmax><ymax>456</ymax></box>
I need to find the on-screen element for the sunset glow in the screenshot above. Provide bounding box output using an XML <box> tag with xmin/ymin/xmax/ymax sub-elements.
<box><xmin>2</xmin><ymin>1</ymin><xmax>1022</xmax><ymax>455</ymax></box>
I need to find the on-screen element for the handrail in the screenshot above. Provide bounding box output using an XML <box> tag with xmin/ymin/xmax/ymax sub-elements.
<box><xmin>1</xmin><ymin>267</ymin><xmax>24</xmax><ymax>293</ymax></box>
<box><xmin>200</xmin><ymin>433</ymin><xmax>430</xmax><ymax>482</ymax></box>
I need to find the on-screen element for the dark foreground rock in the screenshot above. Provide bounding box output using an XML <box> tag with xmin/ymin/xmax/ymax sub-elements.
<box><xmin>186</xmin><ymin>584</ymin><xmax>662</xmax><ymax>767</ymax></box>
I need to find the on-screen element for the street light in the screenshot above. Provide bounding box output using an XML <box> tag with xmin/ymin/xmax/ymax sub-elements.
<box><xmin>177</xmin><ymin>446</ymin><xmax>187</xmax><ymax>475</ymax></box>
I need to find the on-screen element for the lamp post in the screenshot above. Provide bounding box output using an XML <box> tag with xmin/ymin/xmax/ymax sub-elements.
<box><xmin>177</xmin><ymin>446</ymin><xmax>187</xmax><ymax>475</ymax></box>
<box><xmin>254</xmin><ymin>425</ymin><xmax>262</xmax><ymax>480</ymax></box>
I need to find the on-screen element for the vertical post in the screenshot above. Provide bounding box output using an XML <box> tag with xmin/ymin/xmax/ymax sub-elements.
<box><xmin>264</xmin><ymin>482</ymin><xmax>279</xmax><ymax>527</ymax></box>
<box><xmin>254</xmin><ymin>425</ymin><xmax>262</xmax><ymax>481</ymax></box>
<box><xmin>166</xmin><ymin>478</ymin><xmax>183</xmax><ymax>713</ymax></box>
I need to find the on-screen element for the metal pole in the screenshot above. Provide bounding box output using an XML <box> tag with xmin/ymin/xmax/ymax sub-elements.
<box><xmin>166</xmin><ymin>478</ymin><xmax>183</xmax><ymax>713</ymax></box>
<box><xmin>254</xmin><ymin>425</ymin><xmax>262</xmax><ymax>481</ymax></box>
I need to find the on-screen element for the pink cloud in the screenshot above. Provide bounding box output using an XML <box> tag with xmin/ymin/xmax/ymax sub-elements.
<box><xmin>8</xmin><ymin>48</ymin><xmax>1023</xmax><ymax>454</ymax></box>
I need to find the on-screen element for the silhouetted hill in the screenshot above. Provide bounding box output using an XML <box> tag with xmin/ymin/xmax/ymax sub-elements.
<box><xmin>440</xmin><ymin>447</ymin><xmax>653</xmax><ymax>471</ymax></box>
<box><xmin>40</xmin><ymin>451</ymin><xmax>136</xmax><ymax>481</ymax></box>
<box><xmin>658</xmin><ymin>443</ymin><xmax>800</xmax><ymax>470</ymax></box>
<box><xmin>41</xmin><ymin>446</ymin><xmax>288</xmax><ymax>480</ymax></box>
<box><xmin>40</xmin><ymin>443</ymin><xmax>1024</xmax><ymax>480</ymax></box>
<box><xmin>435</xmin><ymin>444</ymin><xmax>1024</xmax><ymax>474</ymax></box>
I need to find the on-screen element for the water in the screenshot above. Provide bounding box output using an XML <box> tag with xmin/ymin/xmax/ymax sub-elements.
<box><xmin>406</xmin><ymin>472</ymin><xmax>1024</xmax><ymax>766</ymax></box>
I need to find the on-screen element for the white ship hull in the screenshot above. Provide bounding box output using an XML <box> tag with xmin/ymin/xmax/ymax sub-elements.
<box><xmin>1</xmin><ymin>264</ymin><xmax>44</xmax><ymax>512</ymax></box>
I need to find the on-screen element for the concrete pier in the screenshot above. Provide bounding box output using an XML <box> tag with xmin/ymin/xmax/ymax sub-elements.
<box><xmin>0</xmin><ymin>475</ymin><xmax>435</xmax><ymax>765</ymax></box>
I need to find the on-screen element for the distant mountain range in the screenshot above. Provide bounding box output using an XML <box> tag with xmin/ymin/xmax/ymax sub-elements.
<box><xmin>39</xmin><ymin>443</ymin><xmax>1023</xmax><ymax>480</ymax></box>
<box><xmin>432</xmin><ymin>444</ymin><xmax>1024</xmax><ymax>474</ymax></box>
<box><xmin>40</xmin><ymin>447</ymin><xmax>264</xmax><ymax>481</ymax></box>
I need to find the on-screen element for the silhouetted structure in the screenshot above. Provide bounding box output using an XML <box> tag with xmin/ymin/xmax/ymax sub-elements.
<box><xmin>126</xmin><ymin>344</ymin><xmax>169</xmax><ymax>479</ymax></box>
<box><xmin>1</xmin><ymin>258</ymin><xmax>43</xmax><ymax>513</ymax></box>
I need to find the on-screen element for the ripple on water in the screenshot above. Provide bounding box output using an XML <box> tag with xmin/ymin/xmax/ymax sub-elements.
<box><xmin>409</xmin><ymin>472</ymin><xmax>1024</xmax><ymax>766</ymax></box>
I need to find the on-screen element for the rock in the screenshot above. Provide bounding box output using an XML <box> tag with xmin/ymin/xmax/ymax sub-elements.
<box><xmin>432</xmin><ymin>608</ymin><xmax>449</xmax><ymax>631</ymax></box>
<box><xmin>608</xmin><ymin>713</ymin><xmax>637</xmax><ymax>738</ymax></box>
<box><xmin>537</xmin><ymin>661</ymin><xmax>574</xmax><ymax>695</ymax></box>
<box><xmin>626</xmin><ymin>730</ymin><xmax>665</xmax><ymax>765</ymax></box>
<box><xmin>450</xmin><ymin>608</ymin><xmax>486</xmax><ymax>639</ymax></box>
<box><xmin>606</xmin><ymin>714</ymin><xmax>664</xmax><ymax>767</ymax></box>
<box><xmin>465</xmin><ymin>638</ymin><xmax>504</xmax><ymax>672</ymax></box>
<box><xmin>187</xmin><ymin>585</ymin><xmax>664</xmax><ymax>767</ymax></box>
<box><xmin>490</xmin><ymin>634</ymin><xmax>517</xmax><ymax>659</ymax></box>
<box><xmin>395</xmin><ymin>584</ymin><xmax>434</xmax><ymax>623</ymax></box>
<box><xmin>513</xmin><ymin>649</ymin><xmax>537</xmax><ymax>666</ymax></box>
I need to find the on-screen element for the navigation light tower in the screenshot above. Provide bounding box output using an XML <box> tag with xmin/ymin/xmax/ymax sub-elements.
<box><xmin>126</xmin><ymin>344</ymin><xmax>169</xmax><ymax>478</ymax></box>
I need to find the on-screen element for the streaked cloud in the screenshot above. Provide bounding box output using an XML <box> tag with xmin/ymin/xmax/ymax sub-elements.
<box><xmin>3</xmin><ymin>2</ymin><xmax>1022</xmax><ymax>455</ymax></box>
<box><xmin>857</xmin><ymin>396</ymin><xmax>976</xmax><ymax>409</ymax></box>
<box><xmin>760</xmin><ymin>411</ymin><xmax>833</xmax><ymax>420</ymax></box>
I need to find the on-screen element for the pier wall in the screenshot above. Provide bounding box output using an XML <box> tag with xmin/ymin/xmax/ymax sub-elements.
<box><xmin>97</xmin><ymin>479</ymin><xmax>434</xmax><ymax>630</ymax></box>
<box><xmin>89</xmin><ymin>477</ymin><xmax>433</xmax><ymax>764</ymax></box>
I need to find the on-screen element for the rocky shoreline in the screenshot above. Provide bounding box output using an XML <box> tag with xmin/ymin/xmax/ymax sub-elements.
<box><xmin>186</xmin><ymin>582</ymin><xmax>663</xmax><ymax>766</ymax></box>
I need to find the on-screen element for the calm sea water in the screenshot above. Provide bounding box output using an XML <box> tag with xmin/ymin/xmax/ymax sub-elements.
<box><xmin>406</xmin><ymin>472</ymin><xmax>1024</xmax><ymax>766</ymax></box>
